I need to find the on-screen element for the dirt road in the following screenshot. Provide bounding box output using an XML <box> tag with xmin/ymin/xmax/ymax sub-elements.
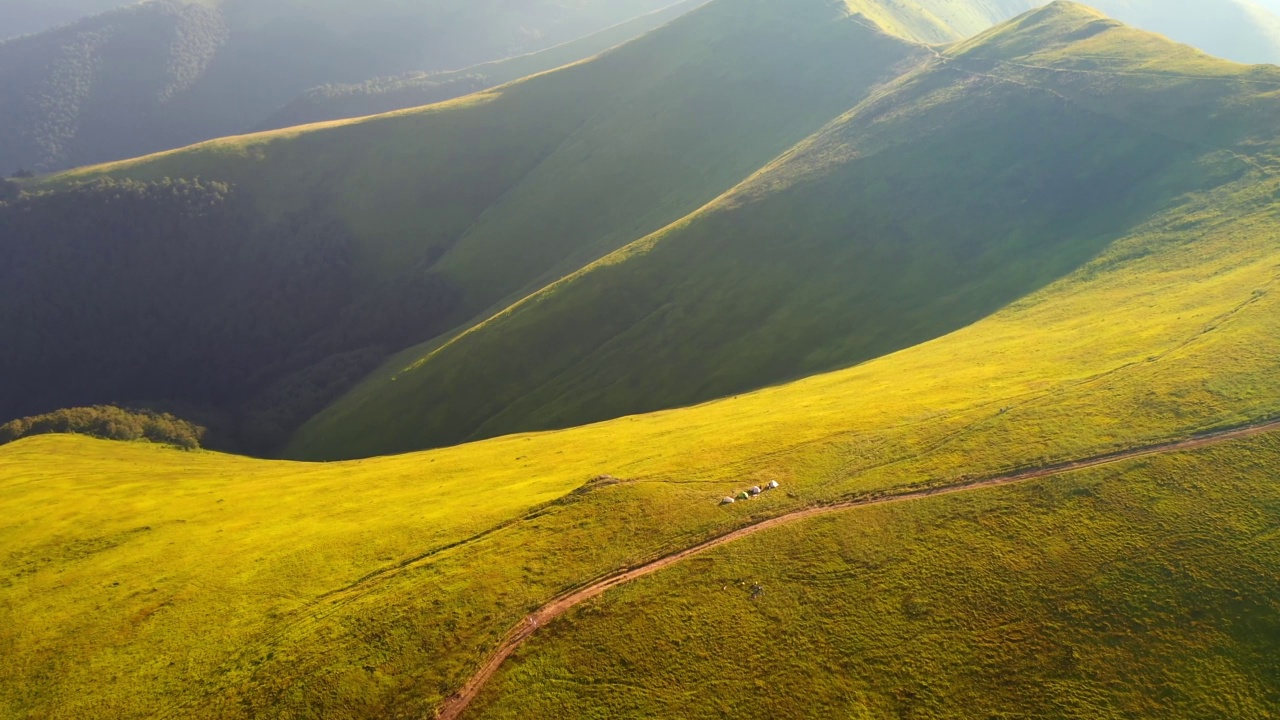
<box><xmin>435</xmin><ymin>418</ymin><xmax>1280</xmax><ymax>719</ymax></box>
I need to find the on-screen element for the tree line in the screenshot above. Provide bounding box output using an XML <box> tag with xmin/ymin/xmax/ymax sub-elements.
<box><xmin>0</xmin><ymin>405</ymin><xmax>206</xmax><ymax>450</ymax></box>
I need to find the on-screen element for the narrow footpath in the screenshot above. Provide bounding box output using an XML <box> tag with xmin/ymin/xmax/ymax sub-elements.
<box><xmin>436</xmin><ymin>418</ymin><xmax>1280</xmax><ymax>719</ymax></box>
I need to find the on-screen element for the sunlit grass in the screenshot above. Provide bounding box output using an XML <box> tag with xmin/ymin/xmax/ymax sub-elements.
<box><xmin>471</xmin><ymin>434</ymin><xmax>1280</xmax><ymax>719</ymax></box>
<box><xmin>5</xmin><ymin>4</ymin><xmax>1280</xmax><ymax>718</ymax></box>
<box><xmin>5</xmin><ymin>151</ymin><xmax>1280</xmax><ymax>716</ymax></box>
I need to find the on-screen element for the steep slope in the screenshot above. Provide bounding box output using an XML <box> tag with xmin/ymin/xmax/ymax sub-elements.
<box><xmin>6</xmin><ymin>36</ymin><xmax>1280</xmax><ymax>709</ymax></box>
<box><xmin>10</xmin><ymin>0</ymin><xmax>927</xmax><ymax>453</ymax></box>
<box><xmin>0</xmin><ymin>0</ymin><xmax>680</xmax><ymax>173</ymax></box>
<box><xmin>260</xmin><ymin>0</ymin><xmax>708</xmax><ymax>130</ymax></box>
<box><xmin>0</xmin><ymin>178</ymin><xmax>437</xmax><ymax>453</ymax></box>
<box><xmin>291</xmin><ymin>1</ymin><xmax>1280</xmax><ymax>459</ymax></box>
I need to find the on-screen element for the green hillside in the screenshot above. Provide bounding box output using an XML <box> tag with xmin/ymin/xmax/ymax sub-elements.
<box><xmin>470</xmin><ymin>433</ymin><xmax>1280</xmax><ymax>719</ymax></box>
<box><xmin>0</xmin><ymin>0</ymin><xmax>679</xmax><ymax>173</ymax></box>
<box><xmin>13</xmin><ymin>0</ymin><xmax>1280</xmax><ymax>459</ymax></box>
<box><xmin>4</xmin><ymin>3</ymin><xmax>1280</xmax><ymax>718</ymax></box>
<box><xmin>6</xmin><ymin>168</ymin><xmax>1280</xmax><ymax>715</ymax></box>
<box><xmin>6</xmin><ymin>8</ymin><xmax>1280</xmax><ymax>717</ymax></box>
<box><xmin>260</xmin><ymin>0</ymin><xmax>708</xmax><ymax>130</ymax></box>
<box><xmin>290</xmin><ymin>0</ymin><xmax>1280</xmax><ymax>459</ymax></box>
<box><xmin>13</xmin><ymin>0</ymin><xmax>927</xmax><ymax>453</ymax></box>
<box><xmin>6</xmin><ymin>55</ymin><xmax>1280</xmax><ymax>711</ymax></box>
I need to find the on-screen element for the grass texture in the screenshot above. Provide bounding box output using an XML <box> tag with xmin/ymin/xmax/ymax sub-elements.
<box><xmin>4</xmin><ymin>4</ymin><xmax>1280</xmax><ymax>718</ymax></box>
<box><xmin>470</xmin><ymin>433</ymin><xmax>1280</xmax><ymax>719</ymax></box>
<box><xmin>7</xmin><ymin>90</ymin><xmax>1280</xmax><ymax>715</ymax></box>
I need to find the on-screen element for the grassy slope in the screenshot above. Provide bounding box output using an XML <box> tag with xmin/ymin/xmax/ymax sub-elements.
<box><xmin>20</xmin><ymin>0</ymin><xmax>927</xmax><ymax>445</ymax></box>
<box><xmin>6</xmin><ymin>4</ymin><xmax>1280</xmax><ymax>718</ymax></box>
<box><xmin>289</xmin><ymin>1</ymin><xmax>1280</xmax><ymax>460</ymax></box>
<box><xmin>7</xmin><ymin>9</ymin><xmax>1280</xmax><ymax>709</ymax></box>
<box><xmin>470</xmin><ymin>434</ymin><xmax>1280</xmax><ymax>719</ymax></box>
<box><xmin>6</xmin><ymin>163</ymin><xmax>1280</xmax><ymax>716</ymax></box>
<box><xmin>52</xmin><ymin>0</ymin><xmax>927</xmax><ymax>291</ymax></box>
<box><xmin>260</xmin><ymin>0</ymin><xmax>710</xmax><ymax>130</ymax></box>
<box><xmin>423</xmin><ymin>0</ymin><xmax>930</xmax><ymax>327</ymax></box>
<box><xmin>0</xmin><ymin>432</ymin><xmax>651</xmax><ymax>718</ymax></box>
<box><xmin>29</xmin><ymin>0</ymin><xmax>1280</xmax><ymax>457</ymax></box>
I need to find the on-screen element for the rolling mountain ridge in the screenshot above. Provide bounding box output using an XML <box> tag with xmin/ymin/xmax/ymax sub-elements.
<box><xmin>289</xmin><ymin>1</ymin><xmax>1280</xmax><ymax>459</ymax></box>
<box><xmin>0</xmin><ymin>0</ymin><xmax>684</xmax><ymax>173</ymax></box>
<box><xmin>11</xmin><ymin>0</ymin><xmax>931</xmax><ymax>453</ymax></box>
<box><xmin>3</xmin><ymin>3</ymin><xmax>1280</xmax><ymax>719</ymax></box>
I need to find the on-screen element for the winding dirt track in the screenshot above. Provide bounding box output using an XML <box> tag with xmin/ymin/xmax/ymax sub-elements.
<box><xmin>435</xmin><ymin>418</ymin><xmax>1280</xmax><ymax>719</ymax></box>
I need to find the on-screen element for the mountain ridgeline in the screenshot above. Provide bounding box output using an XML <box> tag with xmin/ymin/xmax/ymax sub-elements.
<box><xmin>5</xmin><ymin>0</ymin><xmax>1280</xmax><ymax>177</ymax></box>
<box><xmin>0</xmin><ymin>0</ymin><xmax>683</xmax><ymax>173</ymax></box>
<box><xmin>188</xmin><ymin>0</ymin><xmax>1280</xmax><ymax>132</ymax></box>
<box><xmin>287</xmin><ymin>1</ymin><xmax>1280</xmax><ymax>459</ymax></box>
<box><xmin>9</xmin><ymin>0</ymin><xmax>932</xmax><ymax>453</ymax></box>
<box><xmin>6</xmin><ymin>3</ymin><xmax>1280</xmax><ymax>718</ymax></box>
<box><xmin>259</xmin><ymin>0</ymin><xmax>708</xmax><ymax>131</ymax></box>
<box><xmin>10</xmin><ymin>0</ymin><xmax>1280</xmax><ymax>459</ymax></box>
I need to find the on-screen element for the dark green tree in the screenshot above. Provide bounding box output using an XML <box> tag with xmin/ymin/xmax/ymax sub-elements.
<box><xmin>0</xmin><ymin>406</ymin><xmax>207</xmax><ymax>450</ymax></box>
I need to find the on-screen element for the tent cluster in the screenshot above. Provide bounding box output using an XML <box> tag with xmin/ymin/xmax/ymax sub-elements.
<box><xmin>720</xmin><ymin>480</ymin><xmax>780</xmax><ymax>505</ymax></box>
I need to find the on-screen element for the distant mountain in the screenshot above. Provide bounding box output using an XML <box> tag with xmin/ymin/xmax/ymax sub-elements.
<box><xmin>6</xmin><ymin>0</ymin><xmax>1280</xmax><ymax>177</ymax></box>
<box><xmin>0</xmin><ymin>0</ymin><xmax>684</xmax><ymax>173</ymax></box>
<box><xmin>260</xmin><ymin>0</ymin><xmax>708</xmax><ymax>131</ymax></box>
<box><xmin>837</xmin><ymin>0</ymin><xmax>1280</xmax><ymax>66</ymax></box>
<box><xmin>291</xmin><ymin>0</ymin><xmax>1280</xmax><ymax>458</ymax></box>
<box><xmin>256</xmin><ymin>0</ymin><xmax>1280</xmax><ymax>131</ymax></box>
<box><xmin>6</xmin><ymin>0</ymin><xmax>926</xmax><ymax>453</ymax></box>
<box><xmin>1088</xmin><ymin>0</ymin><xmax>1280</xmax><ymax>66</ymax></box>
<box><xmin>0</xmin><ymin>0</ymin><xmax>129</xmax><ymax>40</ymax></box>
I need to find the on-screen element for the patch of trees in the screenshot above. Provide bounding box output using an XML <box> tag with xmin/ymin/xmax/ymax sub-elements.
<box><xmin>0</xmin><ymin>1</ymin><xmax>232</xmax><ymax>172</ymax></box>
<box><xmin>0</xmin><ymin>405</ymin><xmax>206</xmax><ymax>449</ymax></box>
<box><xmin>0</xmin><ymin>178</ymin><xmax>461</xmax><ymax>454</ymax></box>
